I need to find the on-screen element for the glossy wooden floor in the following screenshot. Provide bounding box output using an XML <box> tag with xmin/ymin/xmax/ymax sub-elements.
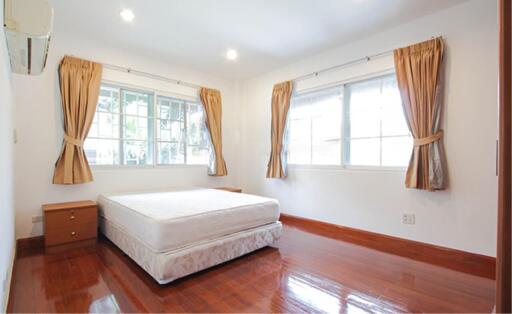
<box><xmin>8</xmin><ymin>222</ymin><xmax>495</xmax><ymax>313</ymax></box>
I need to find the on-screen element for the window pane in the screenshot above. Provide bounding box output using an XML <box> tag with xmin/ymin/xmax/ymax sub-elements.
<box><xmin>157</xmin><ymin>96</ymin><xmax>209</xmax><ymax>165</ymax></box>
<box><xmin>123</xmin><ymin>140</ymin><xmax>150</xmax><ymax>165</ymax></box>
<box><xmin>288</xmin><ymin>118</ymin><xmax>311</xmax><ymax>164</ymax></box>
<box><xmin>288</xmin><ymin>86</ymin><xmax>342</xmax><ymax>165</ymax></box>
<box><xmin>91</xmin><ymin>86</ymin><xmax>121</xmax><ymax>140</ymax></box>
<box><xmin>138</xmin><ymin>101</ymin><xmax>148</xmax><ymax>117</ymax></box>
<box><xmin>187</xmin><ymin>103</ymin><xmax>209</xmax><ymax>147</ymax></box>
<box><xmin>86</xmin><ymin>84</ymin><xmax>123</xmax><ymax>166</ymax></box>
<box><xmin>123</xmin><ymin>116</ymin><xmax>148</xmax><ymax>140</ymax></box>
<box><xmin>187</xmin><ymin>146</ymin><xmax>209</xmax><ymax>165</ymax></box>
<box><xmin>157</xmin><ymin>120</ymin><xmax>171</xmax><ymax>141</ymax></box>
<box><xmin>158</xmin><ymin>142</ymin><xmax>184</xmax><ymax>164</ymax></box>
<box><xmin>346</xmin><ymin>138</ymin><xmax>380</xmax><ymax>166</ymax></box>
<box><xmin>382</xmin><ymin>136</ymin><xmax>413</xmax><ymax>167</ymax></box>
<box><xmin>159</xmin><ymin>119</ymin><xmax>170</xmax><ymax>130</ymax></box>
<box><xmin>98</xmin><ymin>86</ymin><xmax>120</xmax><ymax>113</ymax></box>
<box><xmin>158</xmin><ymin>100</ymin><xmax>170</xmax><ymax>120</ymax></box>
<box><xmin>170</xmin><ymin>121</ymin><xmax>184</xmax><ymax>142</ymax></box>
<box><xmin>123</xmin><ymin>90</ymin><xmax>151</xmax><ymax>116</ymax></box>
<box><xmin>97</xmin><ymin>113</ymin><xmax>120</xmax><ymax>138</ymax></box>
<box><xmin>120</xmin><ymin>89</ymin><xmax>152</xmax><ymax>167</ymax></box>
<box><xmin>157</xmin><ymin>97</ymin><xmax>182</xmax><ymax>120</ymax></box>
<box><xmin>343</xmin><ymin>74</ymin><xmax>411</xmax><ymax>168</ymax></box>
<box><xmin>347</xmin><ymin>79</ymin><xmax>381</xmax><ymax>138</ymax></box>
<box><xmin>84</xmin><ymin>138</ymin><xmax>120</xmax><ymax>165</ymax></box>
<box><xmin>88</xmin><ymin>113</ymin><xmax>99</xmax><ymax>138</ymax></box>
<box><xmin>171</xmin><ymin>101</ymin><xmax>184</xmax><ymax>121</ymax></box>
<box><xmin>289</xmin><ymin>96</ymin><xmax>311</xmax><ymax>120</ymax></box>
<box><xmin>123</xmin><ymin>91</ymin><xmax>138</xmax><ymax>115</ymax></box>
<box><xmin>311</xmin><ymin>112</ymin><xmax>340</xmax><ymax>165</ymax></box>
<box><xmin>381</xmin><ymin>78</ymin><xmax>409</xmax><ymax>136</ymax></box>
<box><xmin>312</xmin><ymin>139</ymin><xmax>341</xmax><ymax>165</ymax></box>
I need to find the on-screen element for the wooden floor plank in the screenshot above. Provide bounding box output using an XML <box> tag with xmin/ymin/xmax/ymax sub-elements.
<box><xmin>8</xmin><ymin>222</ymin><xmax>495</xmax><ymax>313</ymax></box>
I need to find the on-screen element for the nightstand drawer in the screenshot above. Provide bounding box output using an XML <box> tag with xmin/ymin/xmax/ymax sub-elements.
<box><xmin>45</xmin><ymin>206</ymin><xmax>97</xmax><ymax>229</ymax></box>
<box><xmin>45</xmin><ymin>222</ymin><xmax>97</xmax><ymax>246</ymax></box>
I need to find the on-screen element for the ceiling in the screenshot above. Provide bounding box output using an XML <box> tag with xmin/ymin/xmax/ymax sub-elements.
<box><xmin>49</xmin><ymin>0</ymin><xmax>467</xmax><ymax>80</ymax></box>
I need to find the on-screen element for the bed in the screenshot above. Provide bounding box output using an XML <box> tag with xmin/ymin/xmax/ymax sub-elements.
<box><xmin>97</xmin><ymin>188</ymin><xmax>282</xmax><ymax>284</ymax></box>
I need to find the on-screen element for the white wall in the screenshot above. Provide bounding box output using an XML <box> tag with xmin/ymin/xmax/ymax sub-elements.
<box><xmin>12</xmin><ymin>29</ymin><xmax>241</xmax><ymax>239</ymax></box>
<box><xmin>239</xmin><ymin>0</ymin><xmax>498</xmax><ymax>256</ymax></box>
<box><xmin>11</xmin><ymin>0</ymin><xmax>498</xmax><ymax>258</ymax></box>
<box><xmin>0</xmin><ymin>2</ymin><xmax>16</xmax><ymax>311</ymax></box>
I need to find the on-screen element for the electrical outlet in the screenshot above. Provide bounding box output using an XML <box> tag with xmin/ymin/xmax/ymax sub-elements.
<box><xmin>32</xmin><ymin>215</ymin><xmax>43</xmax><ymax>223</ymax></box>
<box><xmin>402</xmin><ymin>213</ymin><xmax>415</xmax><ymax>225</ymax></box>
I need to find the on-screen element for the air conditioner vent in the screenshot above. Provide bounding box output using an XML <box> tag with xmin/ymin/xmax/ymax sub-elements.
<box><xmin>3</xmin><ymin>0</ymin><xmax>53</xmax><ymax>75</ymax></box>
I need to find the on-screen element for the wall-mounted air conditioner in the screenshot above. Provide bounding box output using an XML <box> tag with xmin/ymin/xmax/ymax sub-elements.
<box><xmin>3</xmin><ymin>0</ymin><xmax>53</xmax><ymax>75</ymax></box>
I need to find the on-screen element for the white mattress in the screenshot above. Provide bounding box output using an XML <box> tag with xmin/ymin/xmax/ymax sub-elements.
<box><xmin>97</xmin><ymin>189</ymin><xmax>280</xmax><ymax>253</ymax></box>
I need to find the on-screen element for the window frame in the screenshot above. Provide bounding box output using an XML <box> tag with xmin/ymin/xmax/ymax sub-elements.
<box><xmin>286</xmin><ymin>85</ymin><xmax>344</xmax><ymax>166</ymax></box>
<box><xmin>87</xmin><ymin>80</ymin><xmax>210</xmax><ymax>169</ymax></box>
<box><xmin>287</xmin><ymin>70</ymin><xmax>411</xmax><ymax>172</ymax></box>
<box><xmin>155</xmin><ymin>95</ymin><xmax>211</xmax><ymax>166</ymax></box>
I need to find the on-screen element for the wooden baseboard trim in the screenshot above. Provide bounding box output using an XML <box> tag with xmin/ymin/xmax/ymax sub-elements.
<box><xmin>280</xmin><ymin>213</ymin><xmax>496</xmax><ymax>279</ymax></box>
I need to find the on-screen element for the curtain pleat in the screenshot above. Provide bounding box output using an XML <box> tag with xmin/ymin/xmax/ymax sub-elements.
<box><xmin>266</xmin><ymin>81</ymin><xmax>293</xmax><ymax>179</ymax></box>
<box><xmin>200</xmin><ymin>88</ymin><xmax>228</xmax><ymax>176</ymax></box>
<box><xmin>52</xmin><ymin>56</ymin><xmax>102</xmax><ymax>184</ymax></box>
<box><xmin>393</xmin><ymin>37</ymin><xmax>446</xmax><ymax>191</ymax></box>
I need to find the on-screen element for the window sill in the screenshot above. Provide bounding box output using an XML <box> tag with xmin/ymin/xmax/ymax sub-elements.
<box><xmin>90</xmin><ymin>164</ymin><xmax>208</xmax><ymax>170</ymax></box>
<box><xmin>287</xmin><ymin>164</ymin><xmax>406</xmax><ymax>173</ymax></box>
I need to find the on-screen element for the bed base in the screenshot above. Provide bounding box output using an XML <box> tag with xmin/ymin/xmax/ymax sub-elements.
<box><xmin>100</xmin><ymin>217</ymin><xmax>282</xmax><ymax>284</ymax></box>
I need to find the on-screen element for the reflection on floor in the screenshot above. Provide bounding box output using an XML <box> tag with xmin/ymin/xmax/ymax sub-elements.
<box><xmin>8</xmin><ymin>222</ymin><xmax>495</xmax><ymax>313</ymax></box>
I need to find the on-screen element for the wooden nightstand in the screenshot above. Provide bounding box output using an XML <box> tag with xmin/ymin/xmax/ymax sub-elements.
<box><xmin>43</xmin><ymin>200</ymin><xmax>98</xmax><ymax>253</ymax></box>
<box><xmin>214</xmin><ymin>187</ymin><xmax>242</xmax><ymax>193</ymax></box>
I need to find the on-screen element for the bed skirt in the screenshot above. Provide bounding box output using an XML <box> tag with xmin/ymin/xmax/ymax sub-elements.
<box><xmin>100</xmin><ymin>217</ymin><xmax>282</xmax><ymax>284</ymax></box>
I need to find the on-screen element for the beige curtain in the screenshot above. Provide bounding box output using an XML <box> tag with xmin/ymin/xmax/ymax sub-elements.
<box><xmin>200</xmin><ymin>88</ymin><xmax>228</xmax><ymax>176</ymax></box>
<box><xmin>266</xmin><ymin>81</ymin><xmax>293</xmax><ymax>178</ymax></box>
<box><xmin>394</xmin><ymin>37</ymin><xmax>446</xmax><ymax>191</ymax></box>
<box><xmin>53</xmin><ymin>56</ymin><xmax>103</xmax><ymax>184</ymax></box>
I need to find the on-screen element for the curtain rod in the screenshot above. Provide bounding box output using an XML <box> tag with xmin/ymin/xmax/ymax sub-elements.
<box><xmin>102</xmin><ymin>63</ymin><xmax>202</xmax><ymax>90</ymax></box>
<box><xmin>292</xmin><ymin>36</ymin><xmax>441</xmax><ymax>83</ymax></box>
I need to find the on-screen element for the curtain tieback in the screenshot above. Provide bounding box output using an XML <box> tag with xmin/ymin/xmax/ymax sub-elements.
<box><xmin>64</xmin><ymin>134</ymin><xmax>84</xmax><ymax>147</ymax></box>
<box><xmin>413</xmin><ymin>130</ymin><xmax>443</xmax><ymax>147</ymax></box>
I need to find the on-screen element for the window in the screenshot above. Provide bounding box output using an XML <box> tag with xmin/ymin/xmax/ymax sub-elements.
<box><xmin>287</xmin><ymin>87</ymin><xmax>342</xmax><ymax>165</ymax></box>
<box><xmin>156</xmin><ymin>96</ymin><xmax>210</xmax><ymax>165</ymax></box>
<box><xmin>121</xmin><ymin>89</ymin><xmax>153</xmax><ymax>166</ymax></box>
<box><xmin>287</xmin><ymin>74</ymin><xmax>412</xmax><ymax>168</ymax></box>
<box><xmin>85</xmin><ymin>84</ymin><xmax>210</xmax><ymax>166</ymax></box>
<box><xmin>343</xmin><ymin>75</ymin><xmax>411</xmax><ymax>167</ymax></box>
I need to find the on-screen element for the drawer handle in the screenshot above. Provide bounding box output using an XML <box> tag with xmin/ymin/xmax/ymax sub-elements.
<box><xmin>70</xmin><ymin>215</ymin><xmax>75</xmax><ymax>220</ymax></box>
<box><xmin>71</xmin><ymin>231</ymin><xmax>76</xmax><ymax>236</ymax></box>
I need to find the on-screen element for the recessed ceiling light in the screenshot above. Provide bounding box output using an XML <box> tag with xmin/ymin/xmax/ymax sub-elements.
<box><xmin>226</xmin><ymin>49</ymin><xmax>238</xmax><ymax>61</ymax></box>
<box><xmin>120</xmin><ymin>9</ymin><xmax>135</xmax><ymax>22</ymax></box>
